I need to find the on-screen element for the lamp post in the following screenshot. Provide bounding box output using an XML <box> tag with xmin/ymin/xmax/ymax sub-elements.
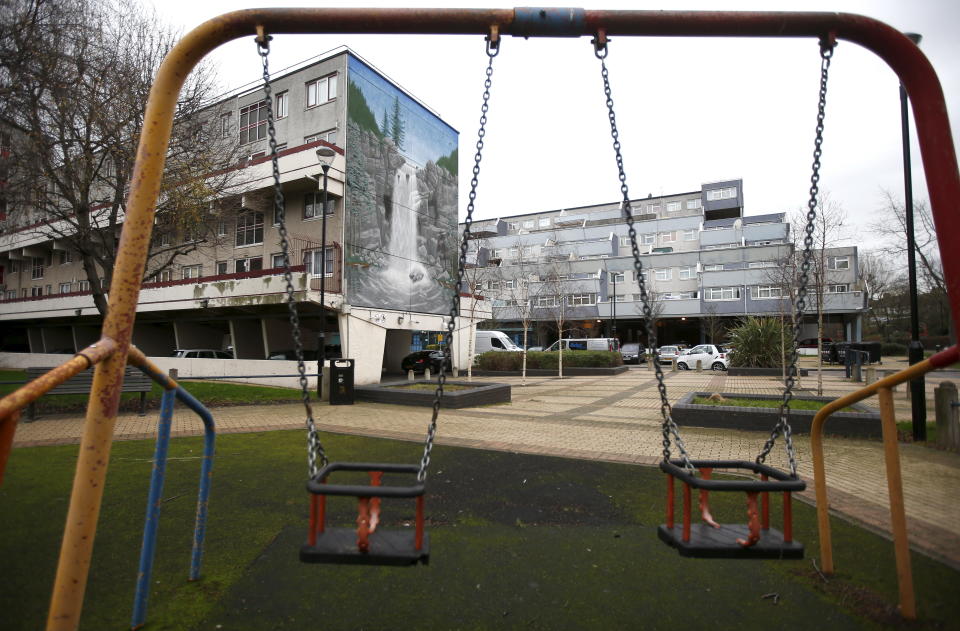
<box><xmin>900</xmin><ymin>32</ymin><xmax>925</xmax><ymax>441</ymax></box>
<box><xmin>611</xmin><ymin>274</ymin><xmax>617</xmax><ymax>339</ymax></box>
<box><xmin>316</xmin><ymin>146</ymin><xmax>336</xmax><ymax>398</ymax></box>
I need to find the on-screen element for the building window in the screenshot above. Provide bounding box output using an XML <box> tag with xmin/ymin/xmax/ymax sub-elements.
<box><xmin>703</xmin><ymin>263</ymin><xmax>724</xmax><ymax>271</ymax></box>
<box><xmin>31</xmin><ymin>286</ymin><xmax>43</xmax><ymax>297</ymax></box>
<box><xmin>239</xmin><ymin>100</ymin><xmax>268</xmax><ymax>145</ymax></box>
<box><xmin>507</xmin><ymin>222</ymin><xmax>519</xmax><ymax>231</ymax></box>
<box><xmin>610</xmin><ymin>271</ymin><xmax>625</xmax><ymax>283</ymax></box>
<box><xmin>642</xmin><ymin>233</ymin><xmax>656</xmax><ymax>245</ymax></box>
<box><xmin>534</xmin><ymin>295</ymin><xmax>559</xmax><ymax>308</ymax></box>
<box><xmin>648</xmin><ymin>205</ymin><xmax>661</xmax><ymax>215</ymax></box>
<box><xmin>655</xmin><ymin>268</ymin><xmax>672</xmax><ymax>281</ymax></box>
<box><xmin>8</xmin><ymin>261</ymin><xmax>17</xmax><ymax>273</ymax></box>
<box><xmin>828</xmin><ymin>256</ymin><xmax>850</xmax><ymax>270</ymax></box>
<box><xmin>704</xmin><ymin>286</ymin><xmax>740</xmax><ymax>301</ymax></box>
<box><xmin>217</xmin><ymin>219</ymin><xmax>228</xmax><ymax>236</ymax></box>
<box><xmin>235</xmin><ymin>210</ymin><xmax>264</xmax><ymax>247</ymax></box>
<box><xmin>748</xmin><ymin>261</ymin><xmax>776</xmax><ymax>268</ymax></box>
<box><xmin>751</xmin><ymin>285</ymin><xmax>783</xmax><ymax>299</ymax></box>
<box><xmin>59</xmin><ymin>282</ymin><xmax>72</xmax><ymax>293</ymax></box>
<box><xmin>827</xmin><ymin>284</ymin><xmax>850</xmax><ymax>293</ymax></box>
<box><xmin>271</xmin><ymin>253</ymin><xmax>286</xmax><ymax>269</ymax></box>
<box><xmin>304</xmin><ymin>247</ymin><xmax>334</xmax><ymax>277</ymax></box>
<box><xmin>619</xmin><ymin>236</ymin><xmax>632</xmax><ymax>247</ymax></box>
<box><xmin>181</xmin><ymin>264</ymin><xmax>202</xmax><ymax>280</ymax></box>
<box><xmin>5</xmin><ymin>290</ymin><xmax>15</xmax><ymax>300</ymax></box>
<box><xmin>304</xmin><ymin>192</ymin><xmax>337</xmax><ymax>219</ymax></box>
<box><xmin>235</xmin><ymin>257</ymin><xmax>263</xmax><ymax>273</ymax></box>
<box><xmin>678</xmin><ymin>266</ymin><xmax>695</xmax><ymax>280</ymax></box>
<box><xmin>539</xmin><ymin>217</ymin><xmax>551</xmax><ymax>228</ymax></box>
<box><xmin>686</xmin><ymin>199</ymin><xmax>702</xmax><ymax>209</ymax></box>
<box><xmin>216</xmin><ymin>261</ymin><xmax>228</xmax><ymax>275</ymax></box>
<box><xmin>666</xmin><ymin>201</ymin><xmax>682</xmax><ymax>213</ymax></box>
<box><xmin>305</xmin><ymin>129</ymin><xmax>337</xmax><ymax>145</ymax></box>
<box><xmin>568</xmin><ymin>293</ymin><xmax>596</xmax><ymax>306</ymax></box>
<box><xmin>275</xmin><ymin>91</ymin><xmax>288</xmax><ymax>118</ymax></box>
<box><xmin>31</xmin><ymin>257</ymin><xmax>44</xmax><ymax>279</ymax></box>
<box><xmin>306</xmin><ymin>73</ymin><xmax>338</xmax><ymax>108</ymax></box>
<box><xmin>220</xmin><ymin>113</ymin><xmax>231</xmax><ymax>139</ymax></box>
<box><xmin>58</xmin><ymin>251</ymin><xmax>73</xmax><ymax>265</ymax></box>
<box><xmin>706</xmin><ymin>187</ymin><xmax>737</xmax><ymax>201</ymax></box>
<box><xmin>78</xmin><ymin>279</ymin><xmax>91</xmax><ymax>291</ymax></box>
<box><xmin>683</xmin><ymin>229</ymin><xmax>697</xmax><ymax>241</ymax></box>
<box><xmin>660</xmin><ymin>231</ymin><xmax>676</xmax><ymax>243</ymax></box>
<box><xmin>503</xmin><ymin>279</ymin><xmax>515</xmax><ymax>290</ymax></box>
<box><xmin>522</xmin><ymin>220</ymin><xmax>534</xmax><ymax>229</ymax></box>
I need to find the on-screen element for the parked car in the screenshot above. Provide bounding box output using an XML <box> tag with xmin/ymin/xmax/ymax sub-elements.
<box><xmin>170</xmin><ymin>349</ymin><xmax>234</xmax><ymax>359</ymax></box>
<box><xmin>676</xmin><ymin>344</ymin><xmax>729</xmax><ymax>371</ymax></box>
<box><xmin>620</xmin><ymin>342</ymin><xmax>645</xmax><ymax>364</ymax></box>
<box><xmin>475</xmin><ymin>330</ymin><xmax>522</xmax><ymax>353</ymax></box>
<box><xmin>798</xmin><ymin>337</ymin><xmax>832</xmax><ymax>349</ymax></box>
<box><xmin>401</xmin><ymin>350</ymin><xmax>451</xmax><ymax>374</ymax></box>
<box><xmin>268</xmin><ymin>349</ymin><xmax>319</xmax><ymax>361</ymax></box>
<box><xmin>526</xmin><ymin>345</ymin><xmax>544</xmax><ymax>352</ymax></box>
<box><xmin>544</xmin><ymin>338</ymin><xmax>621</xmax><ymax>352</ymax></box>
<box><xmin>656</xmin><ymin>345</ymin><xmax>682</xmax><ymax>365</ymax></box>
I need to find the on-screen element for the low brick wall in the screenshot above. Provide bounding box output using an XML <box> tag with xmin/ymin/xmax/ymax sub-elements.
<box><xmin>672</xmin><ymin>391</ymin><xmax>881</xmax><ymax>438</ymax></box>
<box><xmin>355</xmin><ymin>381</ymin><xmax>511</xmax><ymax>408</ymax></box>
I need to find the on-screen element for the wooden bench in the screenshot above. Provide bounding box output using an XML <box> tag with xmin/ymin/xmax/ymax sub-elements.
<box><xmin>24</xmin><ymin>366</ymin><xmax>154</xmax><ymax>421</ymax></box>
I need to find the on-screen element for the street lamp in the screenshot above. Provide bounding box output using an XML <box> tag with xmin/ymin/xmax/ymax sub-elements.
<box><xmin>611</xmin><ymin>273</ymin><xmax>617</xmax><ymax>339</ymax></box>
<box><xmin>900</xmin><ymin>32</ymin><xmax>925</xmax><ymax>441</ymax></box>
<box><xmin>316</xmin><ymin>146</ymin><xmax>336</xmax><ymax>398</ymax></box>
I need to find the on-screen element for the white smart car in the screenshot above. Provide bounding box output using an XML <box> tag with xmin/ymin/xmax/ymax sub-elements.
<box><xmin>677</xmin><ymin>344</ymin><xmax>729</xmax><ymax>371</ymax></box>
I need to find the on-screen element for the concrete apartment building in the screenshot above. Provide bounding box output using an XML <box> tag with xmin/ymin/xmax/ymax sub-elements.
<box><xmin>463</xmin><ymin>178</ymin><xmax>866</xmax><ymax>348</ymax></box>
<box><xmin>0</xmin><ymin>48</ymin><xmax>486</xmax><ymax>385</ymax></box>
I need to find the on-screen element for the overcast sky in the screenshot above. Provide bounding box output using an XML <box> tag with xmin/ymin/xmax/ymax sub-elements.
<box><xmin>147</xmin><ymin>0</ymin><xmax>958</xmax><ymax>242</ymax></box>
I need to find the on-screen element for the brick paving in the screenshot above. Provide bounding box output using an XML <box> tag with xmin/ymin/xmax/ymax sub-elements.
<box><xmin>10</xmin><ymin>366</ymin><xmax>960</xmax><ymax>569</ymax></box>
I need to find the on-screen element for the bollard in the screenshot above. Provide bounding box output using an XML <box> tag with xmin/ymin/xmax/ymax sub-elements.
<box><xmin>934</xmin><ymin>381</ymin><xmax>959</xmax><ymax>450</ymax></box>
<box><xmin>168</xmin><ymin>368</ymin><xmax>178</xmax><ymax>379</ymax></box>
<box><xmin>696</xmin><ymin>359</ymin><xmax>702</xmax><ymax>372</ymax></box>
<box><xmin>407</xmin><ymin>369</ymin><xmax>415</xmax><ymax>382</ymax></box>
<box><xmin>671</xmin><ymin>358</ymin><xmax>677</xmax><ymax>372</ymax></box>
<box><xmin>865</xmin><ymin>366</ymin><xmax>876</xmax><ymax>385</ymax></box>
<box><xmin>452</xmin><ymin>367</ymin><xmax>459</xmax><ymax>378</ymax></box>
<box><xmin>852</xmin><ymin>362</ymin><xmax>862</xmax><ymax>383</ymax></box>
<box><xmin>424</xmin><ymin>367</ymin><xmax>431</xmax><ymax>380</ymax></box>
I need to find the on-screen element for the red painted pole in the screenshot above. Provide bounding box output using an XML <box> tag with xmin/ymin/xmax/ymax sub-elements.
<box><xmin>666</xmin><ymin>475</ymin><xmax>675</xmax><ymax>529</ymax></box>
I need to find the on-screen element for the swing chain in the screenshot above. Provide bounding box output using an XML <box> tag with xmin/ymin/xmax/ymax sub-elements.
<box><xmin>258</xmin><ymin>34</ymin><xmax>327</xmax><ymax>477</ymax></box>
<box><xmin>417</xmin><ymin>33</ymin><xmax>499</xmax><ymax>482</ymax></box>
<box><xmin>757</xmin><ymin>36</ymin><xmax>836</xmax><ymax>475</ymax></box>
<box><xmin>592</xmin><ymin>35</ymin><xmax>695</xmax><ymax>474</ymax></box>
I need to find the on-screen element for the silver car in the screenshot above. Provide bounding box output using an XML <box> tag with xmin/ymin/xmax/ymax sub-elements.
<box><xmin>656</xmin><ymin>345</ymin><xmax>681</xmax><ymax>365</ymax></box>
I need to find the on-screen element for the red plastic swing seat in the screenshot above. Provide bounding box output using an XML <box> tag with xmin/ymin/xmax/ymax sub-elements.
<box><xmin>658</xmin><ymin>459</ymin><xmax>805</xmax><ymax>560</ymax></box>
<box><xmin>299</xmin><ymin>462</ymin><xmax>429</xmax><ymax>566</ymax></box>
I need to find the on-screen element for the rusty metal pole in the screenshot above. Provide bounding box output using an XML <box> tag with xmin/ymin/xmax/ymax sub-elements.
<box><xmin>877</xmin><ymin>386</ymin><xmax>916</xmax><ymax>619</ymax></box>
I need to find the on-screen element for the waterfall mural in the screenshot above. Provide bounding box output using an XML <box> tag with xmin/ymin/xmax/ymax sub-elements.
<box><xmin>344</xmin><ymin>55</ymin><xmax>459</xmax><ymax>315</ymax></box>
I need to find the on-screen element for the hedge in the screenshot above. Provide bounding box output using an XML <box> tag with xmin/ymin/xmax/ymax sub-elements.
<box><xmin>475</xmin><ymin>350</ymin><xmax>623</xmax><ymax>370</ymax></box>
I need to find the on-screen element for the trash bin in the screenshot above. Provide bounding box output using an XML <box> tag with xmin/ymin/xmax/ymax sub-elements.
<box><xmin>329</xmin><ymin>359</ymin><xmax>355</xmax><ymax>405</ymax></box>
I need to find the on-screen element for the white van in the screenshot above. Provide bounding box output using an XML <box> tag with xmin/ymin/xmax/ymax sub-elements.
<box><xmin>475</xmin><ymin>330</ymin><xmax>522</xmax><ymax>353</ymax></box>
<box><xmin>544</xmin><ymin>338</ymin><xmax>621</xmax><ymax>352</ymax></box>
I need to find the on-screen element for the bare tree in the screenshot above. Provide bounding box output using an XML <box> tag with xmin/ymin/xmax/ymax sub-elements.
<box><xmin>858</xmin><ymin>249</ymin><xmax>900</xmax><ymax>341</ymax></box>
<box><xmin>459</xmin><ymin>235</ymin><xmax>492</xmax><ymax>381</ymax></box>
<box><xmin>502</xmin><ymin>238</ymin><xmax>539</xmax><ymax>385</ymax></box>
<box><xmin>535</xmin><ymin>259</ymin><xmax>574</xmax><ymax>379</ymax></box>
<box><xmin>1</xmin><ymin>0</ymin><xmax>245</xmax><ymax>314</ymax></box>
<box><xmin>871</xmin><ymin>190</ymin><xmax>953</xmax><ymax>343</ymax></box>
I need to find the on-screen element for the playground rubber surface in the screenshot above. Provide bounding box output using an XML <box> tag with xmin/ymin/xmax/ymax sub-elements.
<box><xmin>3</xmin><ymin>430</ymin><xmax>958</xmax><ymax>630</ymax></box>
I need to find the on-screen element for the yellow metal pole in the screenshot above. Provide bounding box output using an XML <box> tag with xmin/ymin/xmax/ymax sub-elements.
<box><xmin>44</xmin><ymin>18</ymin><xmax>236</xmax><ymax>631</ymax></box>
<box><xmin>877</xmin><ymin>387</ymin><xmax>916</xmax><ymax>619</ymax></box>
<box><xmin>809</xmin><ymin>357</ymin><xmax>934</xmax><ymax>576</ymax></box>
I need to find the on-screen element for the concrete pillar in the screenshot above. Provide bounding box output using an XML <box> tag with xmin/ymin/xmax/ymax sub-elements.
<box><xmin>384</xmin><ymin>328</ymin><xmax>413</xmax><ymax>375</ymax></box>
<box><xmin>339</xmin><ymin>312</ymin><xmax>388</xmax><ymax>385</ymax></box>
<box><xmin>27</xmin><ymin>328</ymin><xmax>43</xmax><ymax>353</ymax></box>
<box><xmin>853</xmin><ymin>314</ymin><xmax>863</xmax><ymax>342</ymax></box>
<box><xmin>73</xmin><ymin>325</ymin><xmax>100</xmax><ymax>351</ymax></box>
<box><xmin>41</xmin><ymin>327</ymin><xmax>74</xmax><ymax>353</ymax></box>
<box><xmin>934</xmin><ymin>382</ymin><xmax>959</xmax><ymax>450</ymax></box>
<box><xmin>259</xmin><ymin>317</ymin><xmax>309</xmax><ymax>357</ymax></box>
<box><xmin>131</xmin><ymin>323</ymin><xmax>176</xmax><ymax>356</ymax></box>
<box><xmin>174</xmin><ymin>321</ymin><xmax>230</xmax><ymax>351</ymax></box>
<box><xmin>230</xmin><ymin>319</ymin><xmax>265</xmax><ymax>360</ymax></box>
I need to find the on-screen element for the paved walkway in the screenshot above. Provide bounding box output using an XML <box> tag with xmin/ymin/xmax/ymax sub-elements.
<box><xmin>11</xmin><ymin>366</ymin><xmax>960</xmax><ymax>569</ymax></box>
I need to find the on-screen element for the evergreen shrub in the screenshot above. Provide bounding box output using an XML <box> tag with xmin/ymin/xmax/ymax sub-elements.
<box><xmin>727</xmin><ymin>317</ymin><xmax>787</xmax><ymax>368</ymax></box>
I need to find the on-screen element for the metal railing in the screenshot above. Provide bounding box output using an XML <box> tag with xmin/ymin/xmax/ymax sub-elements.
<box><xmin>810</xmin><ymin>344</ymin><xmax>960</xmax><ymax>619</ymax></box>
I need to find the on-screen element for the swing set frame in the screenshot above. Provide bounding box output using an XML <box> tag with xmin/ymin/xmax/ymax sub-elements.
<box><xmin>0</xmin><ymin>7</ymin><xmax>958</xmax><ymax>630</ymax></box>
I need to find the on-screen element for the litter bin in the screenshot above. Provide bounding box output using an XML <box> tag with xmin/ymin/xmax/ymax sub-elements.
<box><xmin>329</xmin><ymin>358</ymin><xmax>355</xmax><ymax>405</ymax></box>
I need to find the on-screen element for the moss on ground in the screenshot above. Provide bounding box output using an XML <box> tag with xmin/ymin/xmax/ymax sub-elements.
<box><xmin>1</xmin><ymin>430</ymin><xmax>957</xmax><ymax>630</ymax></box>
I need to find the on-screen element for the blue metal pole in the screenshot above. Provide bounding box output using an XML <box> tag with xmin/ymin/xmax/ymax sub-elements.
<box><xmin>172</xmin><ymin>385</ymin><xmax>216</xmax><ymax>580</ymax></box>
<box><xmin>131</xmin><ymin>387</ymin><xmax>176</xmax><ymax>629</ymax></box>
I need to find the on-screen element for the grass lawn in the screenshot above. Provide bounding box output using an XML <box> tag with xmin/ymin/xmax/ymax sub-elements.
<box><xmin>387</xmin><ymin>383</ymin><xmax>474</xmax><ymax>391</ymax></box>
<box><xmin>692</xmin><ymin>395</ymin><xmax>856</xmax><ymax>412</ymax></box>
<box><xmin>0</xmin><ymin>369</ymin><xmax>302</xmax><ymax>414</ymax></box>
<box><xmin>2</xmin><ymin>430</ymin><xmax>958</xmax><ymax>629</ymax></box>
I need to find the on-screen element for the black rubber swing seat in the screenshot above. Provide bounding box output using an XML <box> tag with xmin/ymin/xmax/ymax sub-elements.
<box><xmin>299</xmin><ymin>462</ymin><xmax>430</xmax><ymax>566</ymax></box>
<box><xmin>658</xmin><ymin>459</ymin><xmax>806</xmax><ymax>560</ymax></box>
